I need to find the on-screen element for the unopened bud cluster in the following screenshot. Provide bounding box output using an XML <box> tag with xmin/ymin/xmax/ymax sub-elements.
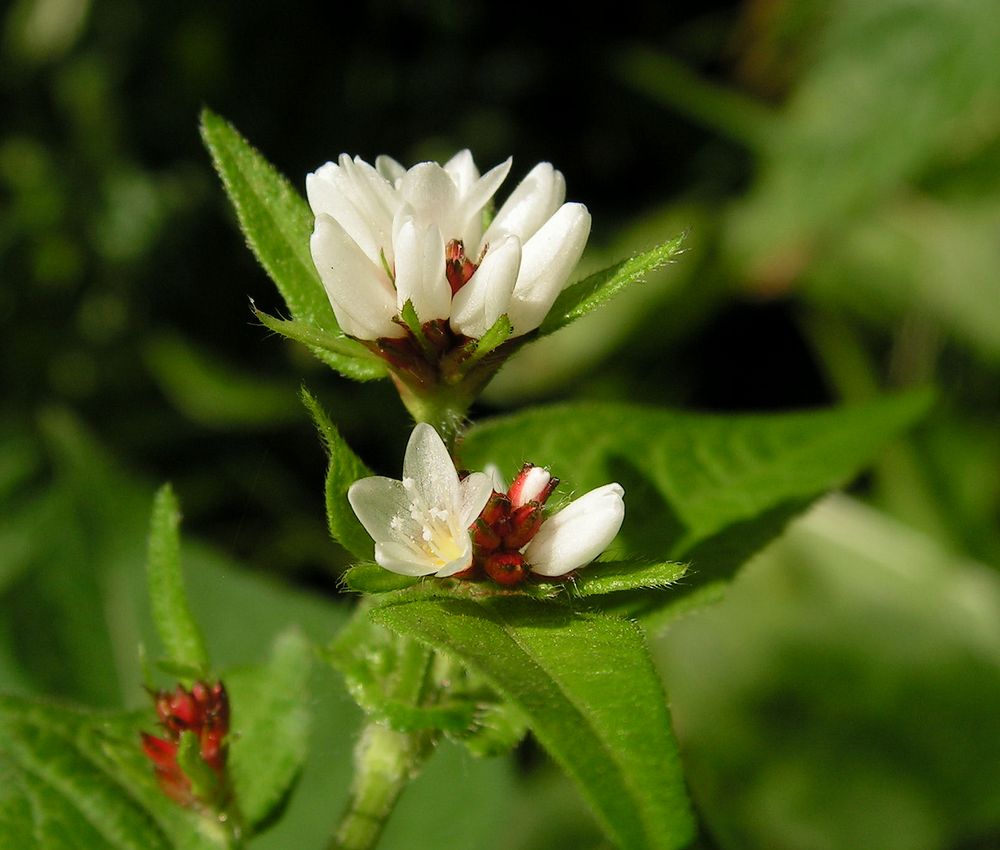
<box><xmin>141</xmin><ymin>681</ymin><xmax>230</xmax><ymax>807</ymax></box>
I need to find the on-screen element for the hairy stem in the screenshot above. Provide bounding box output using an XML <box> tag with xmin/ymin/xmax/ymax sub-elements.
<box><xmin>328</xmin><ymin>723</ymin><xmax>433</xmax><ymax>850</ymax></box>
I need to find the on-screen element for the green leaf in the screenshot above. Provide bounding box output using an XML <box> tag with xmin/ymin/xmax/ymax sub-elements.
<box><xmin>0</xmin><ymin>696</ymin><xmax>224</xmax><ymax>850</ymax></box>
<box><xmin>226</xmin><ymin>629</ymin><xmax>312</xmax><ymax>831</ymax></box>
<box><xmin>253</xmin><ymin>308</ymin><xmax>386</xmax><ymax>378</ymax></box>
<box><xmin>373</xmin><ymin>596</ymin><xmax>694</xmax><ymax>850</ymax></box>
<box><xmin>343</xmin><ymin>560</ymin><xmax>685</xmax><ymax>602</ymax></box>
<box><xmin>199</xmin><ymin>109</ymin><xmax>382</xmax><ymax>381</ymax></box>
<box><xmin>539</xmin><ymin>234</ymin><xmax>686</xmax><ymax>336</ymax></box>
<box><xmin>464</xmin><ymin>391</ymin><xmax>933</xmax><ymax>608</ymax></box>
<box><xmin>300</xmin><ymin>389</ymin><xmax>374</xmax><ymax>561</ymax></box>
<box><xmin>143</xmin><ymin>333</ymin><xmax>301</xmax><ymax>429</ymax></box>
<box><xmin>146</xmin><ymin>485</ymin><xmax>210</xmax><ymax>678</ymax></box>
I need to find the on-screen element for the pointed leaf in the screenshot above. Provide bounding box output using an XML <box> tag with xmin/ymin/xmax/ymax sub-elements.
<box><xmin>146</xmin><ymin>485</ymin><xmax>210</xmax><ymax>677</ymax></box>
<box><xmin>254</xmin><ymin>308</ymin><xmax>386</xmax><ymax>377</ymax></box>
<box><xmin>539</xmin><ymin>234</ymin><xmax>686</xmax><ymax>336</ymax></box>
<box><xmin>301</xmin><ymin>389</ymin><xmax>374</xmax><ymax>561</ymax></box>
<box><xmin>226</xmin><ymin>629</ymin><xmax>312</xmax><ymax>831</ymax></box>
<box><xmin>200</xmin><ymin>109</ymin><xmax>382</xmax><ymax>381</ymax></box>
<box><xmin>373</xmin><ymin>596</ymin><xmax>695</xmax><ymax>850</ymax></box>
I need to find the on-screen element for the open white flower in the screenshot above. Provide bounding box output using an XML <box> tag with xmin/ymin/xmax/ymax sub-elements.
<box><xmin>347</xmin><ymin>424</ymin><xmax>493</xmax><ymax>577</ymax></box>
<box><xmin>308</xmin><ymin>151</ymin><xmax>590</xmax><ymax>341</ymax></box>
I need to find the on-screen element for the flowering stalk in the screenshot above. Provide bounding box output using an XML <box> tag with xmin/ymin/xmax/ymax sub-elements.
<box><xmin>328</xmin><ymin>723</ymin><xmax>433</xmax><ymax>850</ymax></box>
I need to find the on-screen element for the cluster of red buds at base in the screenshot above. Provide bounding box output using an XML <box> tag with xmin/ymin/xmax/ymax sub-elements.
<box><xmin>462</xmin><ymin>463</ymin><xmax>559</xmax><ymax>586</ymax></box>
<box><xmin>141</xmin><ymin>681</ymin><xmax>229</xmax><ymax>807</ymax></box>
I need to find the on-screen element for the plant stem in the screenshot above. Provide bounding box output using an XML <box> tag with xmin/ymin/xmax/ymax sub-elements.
<box><xmin>328</xmin><ymin>723</ymin><xmax>433</xmax><ymax>850</ymax></box>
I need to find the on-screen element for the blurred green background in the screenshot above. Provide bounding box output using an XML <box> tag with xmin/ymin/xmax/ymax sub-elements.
<box><xmin>2</xmin><ymin>0</ymin><xmax>999</xmax><ymax>848</ymax></box>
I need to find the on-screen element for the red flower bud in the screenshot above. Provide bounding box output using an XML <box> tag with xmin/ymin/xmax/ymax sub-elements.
<box><xmin>142</xmin><ymin>680</ymin><xmax>230</xmax><ymax>808</ymax></box>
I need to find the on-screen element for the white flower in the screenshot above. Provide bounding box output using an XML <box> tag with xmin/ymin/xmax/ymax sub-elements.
<box><xmin>525</xmin><ymin>483</ymin><xmax>626</xmax><ymax>577</ymax></box>
<box><xmin>347</xmin><ymin>424</ymin><xmax>493</xmax><ymax>577</ymax></box>
<box><xmin>308</xmin><ymin>151</ymin><xmax>591</xmax><ymax>341</ymax></box>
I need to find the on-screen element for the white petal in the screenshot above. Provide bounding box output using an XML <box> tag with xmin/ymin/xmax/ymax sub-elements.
<box><xmin>444</xmin><ymin>149</ymin><xmax>479</xmax><ymax>194</ymax></box>
<box><xmin>458</xmin><ymin>472</ymin><xmax>494</xmax><ymax>527</ymax></box>
<box><xmin>456</xmin><ymin>157</ymin><xmax>512</xmax><ymax>248</ymax></box>
<box><xmin>375</xmin><ymin>541</ymin><xmax>441</xmax><ymax>576</ymax></box>
<box><xmin>399</xmin><ymin>162</ymin><xmax>459</xmax><ymax>233</ymax></box>
<box><xmin>347</xmin><ymin>477</ymin><xmax>412</xmax><ymax>545</ymax></box>
<box><xmin>449</xmin><ymin>235</ymin><xmax>521</xmax><ymax>339</ymax></box>
<box><xmin>311</xmin><ymin>214</ymin><xmax>403</xmax><ymax>339</ymax></box>
<box><xmin>307</xmin><ymin>162</ymin><xmax>390</xmax><ymax>267</ymax></box>
<box><xmin>507</xmin><ymin>203</ymin><xmax>591</xmax><ymax>336</ymax></box>
<box><xmin>393</xmin><ymin>216</ymin><xmax>451</xmax><ymax>322</ymax></box>
<box><xmin>375</xmin><ymin>154</ymin><xmax>406</xmax><ymax>186</ymax></box>
<box><xmin>339</xmin><ymin>156</ymin><xmax>399</xmax><ymax>260</ymax></box>
<box><xmin>402</xmin><ymin>423</ymin><xmax>461</xmax><ymax>513</ymax></box>
<box><xmin>525</xmin><ymin>483</ymin><xmax>625</xmax><ymax>577</ymax></box>
<box><xmin>480</xmin><ymin>162</ymin><xmax>565</xmax><ymax>250</ymax></box>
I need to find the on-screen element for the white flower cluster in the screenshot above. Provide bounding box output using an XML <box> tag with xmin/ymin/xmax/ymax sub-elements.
<box><xmin>348</xmin><ymin>425</ymin><xmax>624</xmax><ymax>579</ymax></box>
<box><xmin>308</xmin><ymin>151</ymin><xmax>590</xmax><ymax>340</ymax></box>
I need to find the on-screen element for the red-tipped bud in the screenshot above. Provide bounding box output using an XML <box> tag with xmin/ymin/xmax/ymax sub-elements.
<box><xmin>483</xmin><ymin>552</ymin><xmax>527</xmax><ymax>586</ymax></box>
<box><xmin>142</xmin><ymin>680</ymin><xmax>230</xmax><ymax>808</ymax></box>
<box><xmin>504</xmin><ymin>503</ymin><xmax>546</xmax><ymax>550</ymax></box>
<box><xmin>472</xmin><ymin>516</ymin><xmax>503</xmax><ymax>550</ymax></box>
<box><xmin>508</xmin><ymin>465</ymin><xmax>556</xmax><ymax>508</ymax></box>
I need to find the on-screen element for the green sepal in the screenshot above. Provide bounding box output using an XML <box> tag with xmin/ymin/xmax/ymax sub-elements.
<box><xmin>539</xmin><ymin>233</ymin><xmax>686</xmax><ymax>336</ymax></box>
<box><xmin>341</xmin><ymin>563</ymin><xmax>420</xmax><ymax>594</ymax></box>
<box><xmin>463</xmin><ymin>314</ymin><xmax>514</xmax><ymax>366</ymax></box>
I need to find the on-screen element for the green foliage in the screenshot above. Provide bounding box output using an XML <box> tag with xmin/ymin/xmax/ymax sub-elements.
<box><xmin>226</xmin><ymin>629</ymin><xmax>312</xmax><ymax>831</ymax></box>
<box><xmin>143</xmin><ymin>334</ymin><xmax>301</xmax><ymax>430</ymax></box>
<box><xmin>539</xmin><ymin>234</ymin><xmax>687</xmax><ymax>336</ymax></box>
<box><xmin>558</xmin><ymin>559</ymin><xmax>688</xmax><ymax>597</ymax></box>
<box><xmin>328</xmin><ymin>605</ymin><xmax>476</xmax><ymax>735</ymax></box>
<box><xmin>301</xmin><ymin>389</ymin><xmax>374</xmax><ymax>561</ymax></box>
<box><xmin>340</xmin><ymin>559</ymin><xmax>687</xmax><ymax>601</ymax></box>
<box><xmin>373</xmin><ymin>596</ymin><xmax>695</xmax><ymax>850</ymax></box>
<box><xmin>464</xmin><ymin>392</ymin><xmax>932</xmax><ymax>609</ymax></box>
<box><xmin>146</xmin><ymin>484</ymin><xmax>210</xmax><ymax>678</ymax></box>
<box><xmin>199</xmin><ymin>110</ymin><xmax>384</xmax><ymax>381</ymax></box>
<box><xmin>658</xmin><ymin>495</ymin><xmax>1000</xmax><ymax>850</ymax></box>
<box><xmin>0</xmin><ymin>696</ymin><xmax>223</xmax><ymax>850</ymax></box>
